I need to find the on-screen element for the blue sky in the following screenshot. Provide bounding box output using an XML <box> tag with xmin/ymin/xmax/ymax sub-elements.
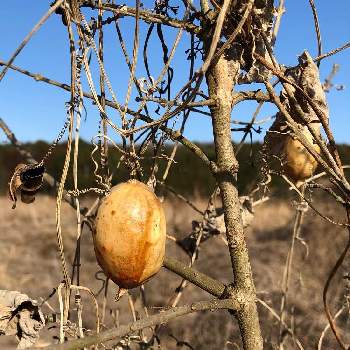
<box><xmin>0</xmin><ymin>1</ymin><xmax>349</xmax><ymax>144</ymax></box>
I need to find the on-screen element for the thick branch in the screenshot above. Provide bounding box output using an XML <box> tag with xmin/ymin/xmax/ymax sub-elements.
<box><xmin>163</xmin><ymin>256</ymin><xmax>226</xmax><ymax>297</ymax></box>
<box><xmin>206</xmin><ymin>56</ymin><xmax>263</xmax><ymax>349</ymax></box>
<box><xmin>41</xmin><ymin>299</ymin><xmax>238</xmax><ymax>350</ymax></box>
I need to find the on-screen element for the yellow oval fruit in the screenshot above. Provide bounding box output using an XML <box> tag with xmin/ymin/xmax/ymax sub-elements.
<box><xmin>94</xmin><ymin>180</ymin><xmax>166</xmax><ymax>289</ymax></box>
<box><xmin>283</xmin><ymin>129</ymin><xmax>320</xmax><ymax>183</ymax></box>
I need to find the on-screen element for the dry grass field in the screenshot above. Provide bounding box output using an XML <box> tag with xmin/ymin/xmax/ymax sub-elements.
<box><xmin>0</xmin><ymin>192</ymin><xmax>349</xmax><ymax>349</ymax></box>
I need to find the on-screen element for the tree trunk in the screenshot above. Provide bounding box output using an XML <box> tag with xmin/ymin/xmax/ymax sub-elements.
<box><xmin>206</xmin><ymin>56</ymin><xmax>263</xmax><ymax>350</ymax></box>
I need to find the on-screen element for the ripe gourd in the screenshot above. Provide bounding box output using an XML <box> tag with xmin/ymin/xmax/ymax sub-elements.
<box><xmin>94</xmin><ymin>180</ymin><xmax>166</xmax><ymax>289</ymax></box>
<box><xmin>283</xmin><ymin>127</ymin><xmax>320</xmax><ymax>183</ymax></box>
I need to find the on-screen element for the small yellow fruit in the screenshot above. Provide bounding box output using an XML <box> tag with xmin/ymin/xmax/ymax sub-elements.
<box><xmin>94</xmin><ymin>180</ymin><xmax>166</xmax><ymax>289</ymax></box>
<box><xmin>283</xmin><ymin>129</ymin><xmax>320</xmax><ymax>183</ymax></box>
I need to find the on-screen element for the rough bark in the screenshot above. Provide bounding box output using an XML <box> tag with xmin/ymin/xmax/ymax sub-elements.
<box><xmin>206</xmin><ymin>56</ymin><xmax>263</xmax><ymax>350</ymax></box>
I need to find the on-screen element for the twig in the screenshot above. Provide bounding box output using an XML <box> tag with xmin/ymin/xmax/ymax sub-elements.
<box><xmin>322</xmin><ymin>208</ymin><xmax>350</xmax><ymax>350</ymax></box>
<box><xmin>257</xmin><ymin>298</ymin><xmax>304</xmax><ymax>350</ymax></box>
<box><xmin>279</xmin><ymin>186</ymin><xmax>306</xmax><ymax>347</ymax></box>
<box><xmin>55</xmin><ymin>9</ymin><xmax>76</xmax><ymax>336</ymax></box>
<box><xmin>200</xmin><ymin>0</ymin><xmax>232</xmax><ymax>74</ymax></box>
<box><xmin>157</xmin><ymin>181</ymin><xmax>205</xmax><ymax>215</ymax></box>
<box><xmin>301</xmin><ymin>166</ymin><xmax>350</xmax><ymax>186</ymax></box>
<box><xmin>97</xmin><ymin>0</ymin><xmax>109</xmax><ymax>183</ymax></box>
<box><xmin>232</xmin><ymin>90</ymin><xmax>271</xmax><ymax>105</ymax></box>
<box><xmin>135</xmin><ymin>96</ymin><xmax>216</xmax><ymax>108</ymax></box>
<box><xmin>318</xmin><ymin>306</ymin><xmax>345</xmax><ymax>350</ymax></box>
<box><xmin>120</xmin><ymin>0</ymin><xmax>140</xmax><ymax>125</ymax></box>
<box><xmin>210</xmin><ymin>0</ymin><xmax>254</xmax><ymax>65</ymax></box>
<box><xmin>314</xmin><ymin>41</ymin><xmax>350</xmax><ymax>62</ymax></box>
<box><xmin>164</xmin><ymin>189</ymin><xmax>221</xmax><ymax>312</ymax></box>
<box><xmin>282</xmin><ymin>175</ymin><xmax>349</xmax><ymax>227</ymax></box>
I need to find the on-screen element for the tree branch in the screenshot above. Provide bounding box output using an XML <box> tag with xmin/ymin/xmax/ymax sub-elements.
<box><xmin>163</xmin><ymin>256</ymin><xmax>226</xmax><ymax>297</ymax></box>
<box><xmin>40</xmin><ymin>298</ymin><xmax>238</xmax><ymax>350</ymax></box>
<box><xmin>81</xmin><ymin>2</ymin><xmax>201</xmax><ymax>34</ymax></box>
<box><xmin>206</xmin><ymin>55</ymin><xmax>263</xmax><ymax>349</ymax></box>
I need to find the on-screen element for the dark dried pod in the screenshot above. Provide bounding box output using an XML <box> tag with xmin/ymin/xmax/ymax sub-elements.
<box><xmin>8</xmin><ymin>163</ymin><xmax>45</xmax><ymax>208</ymax></box>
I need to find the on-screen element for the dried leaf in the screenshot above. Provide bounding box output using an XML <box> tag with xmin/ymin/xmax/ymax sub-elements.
<box><xmin>0</xmin><ymin>290</ymin><xmax>45</xmax><ymax>349</ymax></box>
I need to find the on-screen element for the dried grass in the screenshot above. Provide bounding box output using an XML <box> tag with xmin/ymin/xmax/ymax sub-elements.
<box><xmin>0</xmin><ymin>194</ymin><xmax>348</xmax><ymax>349</ymax></box>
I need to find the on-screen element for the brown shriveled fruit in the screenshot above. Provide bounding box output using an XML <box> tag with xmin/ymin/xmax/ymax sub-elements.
<box><xmin>283</xmin><ymin>128</ymin><xmax>321</xmax><ymax>184</ymax></box>
<box><xmin>94</xmin><ymin>180</ymin><xmax>166</xmax><ymax>289</ymax></box>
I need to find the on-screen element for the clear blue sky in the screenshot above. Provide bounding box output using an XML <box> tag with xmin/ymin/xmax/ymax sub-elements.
<box><xmin>0</xmin><ymin>1</ymin><xmax>349</xmax><ymax>144</ymax></box>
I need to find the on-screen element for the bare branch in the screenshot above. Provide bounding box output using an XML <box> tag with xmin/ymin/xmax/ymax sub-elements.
<box><xmin>314</xmin><ymin>41</ymin><xmax>350</xmax><ymax>62</ymax></box>
<box><xmin>210</xmin><ymin>0</ymin><xmax>254</xmax><ymax>65</ymax></box>
<box><xmin>40</xmin><ymin>299</ymin><xmax>238</xmax><ymax>350</ymax></box>
<box><xmin>163</xmin><ymin>256</ymin><xmax>226</xmax><ymax>297</ymax></box>
<box><xmin>82</xmin><ymin>2</ymin><xmax>201</xmax><ymax>34</ymax></box>
<box><xmin>318</xmin><ymin>306</ymin><xmax>346</xmax><ymax>350</ymax></box>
